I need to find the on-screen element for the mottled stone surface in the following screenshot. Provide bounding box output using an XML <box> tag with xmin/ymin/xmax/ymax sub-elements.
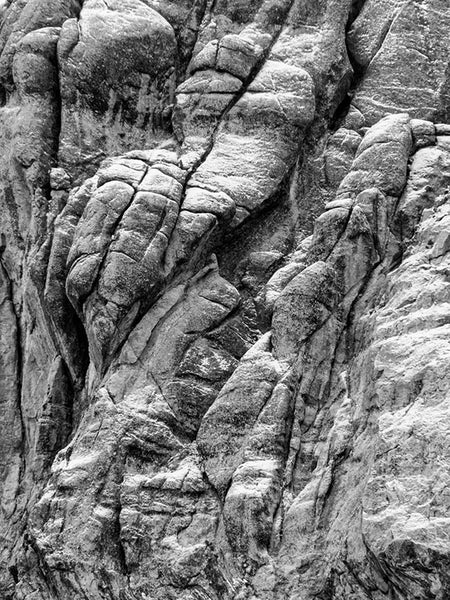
<box><xmin>1</xmin><ymin>1</ymin><xmax>450</xmax><ymax>599</ymax></box>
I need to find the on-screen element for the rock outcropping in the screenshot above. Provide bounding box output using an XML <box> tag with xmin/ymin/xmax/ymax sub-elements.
<box><xmin>1</xmin><ymin>1</ymin><xmax>450</xmax><ymax>599</ymax></box>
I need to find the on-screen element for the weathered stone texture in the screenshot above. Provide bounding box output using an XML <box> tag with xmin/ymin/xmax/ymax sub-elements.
<box><xmin>1</xmin><ymin>1</ymin><xmax>450</xmax><ymax>599</ymax></box>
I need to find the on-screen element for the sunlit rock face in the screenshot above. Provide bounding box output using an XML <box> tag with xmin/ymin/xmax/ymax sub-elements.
<box><xmin>1</xmin><ymin>1</ymin><xmax>450</xmax><ymax>599</ymax></box>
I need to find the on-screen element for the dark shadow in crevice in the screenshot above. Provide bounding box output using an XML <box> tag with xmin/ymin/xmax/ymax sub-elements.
<box><xmin>328</xmin><ymin>0</ymin><xmax>368</xmax><ymax>132</ymax></box>
<box><xmin>8</xmin><ymin>565</ymin><xmax>18</xmax><ymax>584</ymax></box>
<box><xmin>348</xmin><ymin>0</ymin><xmax>367</xmax><ymax>27</ymax></box>
<box><xmin>0</xmin><ymin>84</ymin><xmax>7</xmax><ymax>107</ymax></box>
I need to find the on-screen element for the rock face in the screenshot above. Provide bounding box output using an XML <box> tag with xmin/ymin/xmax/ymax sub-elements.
<box><xmin>0</xmin><ymin>1</ymin><xmax>450</xmax><ymax>599</ymax></box>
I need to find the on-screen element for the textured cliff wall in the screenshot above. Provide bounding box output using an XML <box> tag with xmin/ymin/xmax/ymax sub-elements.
<box><xmin>0</xmin><ymin>0</ymin><xmax>450</xmax><ymax>598</ymax></box>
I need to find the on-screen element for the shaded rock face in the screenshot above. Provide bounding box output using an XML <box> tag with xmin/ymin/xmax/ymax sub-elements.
<box><xmin>0</xmin><ymin>0</ymin><xmax>450</xmax><ymax>599</ymax></box>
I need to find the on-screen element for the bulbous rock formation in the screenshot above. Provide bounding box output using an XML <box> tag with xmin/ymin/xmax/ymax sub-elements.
<box><xmin>0</xmin><ymin>0</ymin><xmax>450</xmax><ymax>599</ymax></box>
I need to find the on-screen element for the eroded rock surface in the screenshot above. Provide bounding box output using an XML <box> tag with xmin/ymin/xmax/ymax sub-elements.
<box><xmin>1</xmin><ymin>1</ymin><xmax>450</xmax><ymax>599</ymax></box>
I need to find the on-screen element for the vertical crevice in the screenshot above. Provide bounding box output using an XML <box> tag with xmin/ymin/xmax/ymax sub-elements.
<box><xmin>329</xmin><ymin>0</ymin><xmax>368</xmax><ymax>131</ymax></box>
<box><xmin>174</xmin><ymin>0</ymin><xmax>209</xmax><ymax>86</ymax></box>
<box><xmin>0</xmin><ymin>255</ymin><xmax>27</xmax><ymax>488</ymax></box>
